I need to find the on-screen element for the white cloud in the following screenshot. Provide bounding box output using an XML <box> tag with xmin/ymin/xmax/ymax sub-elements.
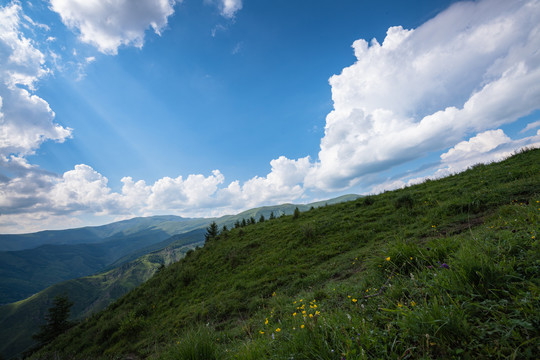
<box><xmin>49</xmin><ymin>0</ymin><xmax>179</xmax><ymax>55</ymax></box>
<box><xmin>0</xmin><ymin>1</ymin><xmax>72</xmax><ymax>159</ymax></box>
<box><xmin>370</xmin><ymin>129</ymin><xmax>540</xmax><ymax>194</ymax></box>
<box><xmin>0</xmin><ymin>155</ymin><xmax>313</xmax><ymax>232</ymax></box>
<box><xmin>521</xmin><ymin>119</ymin><xmax>540</xmax><ymax>133</ymax></box>
<box><xmin>220</xmin><ymin>0</ymin><xmax>242</xmax><ymax>18</ymax></box>
<box><xmin>305</xmin><ymin>0</ymin><xmax>540</xmax><ymax>191</ymax></box>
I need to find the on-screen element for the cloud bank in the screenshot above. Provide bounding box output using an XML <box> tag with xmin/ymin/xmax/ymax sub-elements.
<box><xmin>307</xmin><ymin>0</ymin><xmax>540</xmax><ymax>191</ymax></box>
<box><xmin>0</xmin><ymin>2</ymin><xmax>71</xmax><ymax>161</ymax></box>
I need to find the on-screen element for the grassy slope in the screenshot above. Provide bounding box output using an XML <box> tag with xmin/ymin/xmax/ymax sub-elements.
<box><xmin>33</xmin><ymin>150</ymin><xmax>540</xmax><ymax>359</ymax></box>
<box><xmin>0</xmin><ymin>229</ymin><xmax>206</xmax><ymax>359</ymax></box>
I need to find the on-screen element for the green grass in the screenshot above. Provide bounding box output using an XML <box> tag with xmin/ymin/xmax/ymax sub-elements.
<box><xmin>30</xmin><ymin>149</ymin><xmax>540</xmax><ymax>359</ymax></box>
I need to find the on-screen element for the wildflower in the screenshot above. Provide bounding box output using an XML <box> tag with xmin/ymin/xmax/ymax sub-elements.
<box><xmin>348</xmin><ymin>295</ymin><xmax>351</xmax><ymax>298</ymax></box>
<box><xmin>293</xmin><ymin>312</ymin><xmax>297</xmax><ymax>317</ymax></box>
<box><xmin>397</xmin><ymin>303</ymin><xmax>403</xmax><ymax>308</ymax></box>
<box><xmin>302</xmin><ymin>310</ymin><xmax>306</xmax><ymax>315</ymax></box>
<box><xmin>301</xmin><ymin>324</ymin><xmax>305</xmax><ymax>329</ymax></box>
<box><xmin>259</xmin><ymin>331</ymin><xmax>264</xmax><ymax>334</ymax></box>
<box><xmin>275</xmin><ymin>328</ymin><xmax>281</xmax><ymax>332</ymax></box>
<box><xmin>272</xmin><ymin>292</ymin><xmax>276</xmax><ymax>297</ymax></box>
<box><xmin>313</xmin><ymin>304</ymin><xmax>317</xmax><ymax>308</ymax></box>
<box><xmin>309</xmin><ymin>314</ymin><xmax>313</xmax><ymax>318</ymax></box>
<box><xmin>440</xmin><ymin>263</ymin><xmax>450</xmax><ymax>269</ymax></box>
<box><xmin>411</xmin><ymin>301</ymin><xmax>416</xmax><ymax>307</ymax></box>
<box><xmin>410</xmin><ymin>257</ymin><xmax>413</xmax><ymax>260</ymax></box>
<box><xmin>315</xmin><ymin>311</ymin><xmax>320</xmax><ymax>315</ymax></box>
<box><xmin>385</xmin><ymin>256</ymin><xmax>390</xmax><ymax>261</ymax></box>
<box><xmin>293</xmin><ymin>301</ymin><xmax>297</xmax><ymax>304</ymax></box>
<box><xmin>352</xmin><ymin>298</ymin><xmax>358</xmax><ymax>303</ymax></box>
<box><xmin>265</xmin><ymin>318</ymin><xmax>268</xmax><ymax>325</ymax></box>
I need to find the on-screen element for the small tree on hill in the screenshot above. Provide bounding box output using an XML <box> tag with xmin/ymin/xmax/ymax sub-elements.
<box><xmin>293</xmin><ymin>207</ymin><xmax>300</xmax><ymax>219</ymax></box>
<box><xmin>205</xmin><ymin>221</ymin><xmax>219</xmax><ymax>241</ymax></box>
<box><xmin>269</xmin><ymin>211</ymin><xmax>275</xmax><ymax>220</ymax></box>
<box><xmin>33</xmin><ymin>294</ymin><xmax>74</xmax><ymax>348</ymax></box>
<box><xmin>259</xmin><ymin>214</ymin><xmax>265</xmax><ymax>223</ymax></box>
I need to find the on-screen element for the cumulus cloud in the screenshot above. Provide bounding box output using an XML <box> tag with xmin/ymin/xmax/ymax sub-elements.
<box><xmin>0</xmin><ymin>155</ymin><xmax>312</xmax><ymax>232</ymax></box>
<box><xmin>306</xmin><ymin>0</ymin><xmax>540</xmax><ymax>191</ymax></box>
<box><xmin>49</xmin><ymin>0</ymin><xmax>243</xmax><ymax>54</ymax></box>
<box><xmin>220</xmin><ymin>0</ymin><xmax>242</xmax><ymax>18</ymax></box>
<box><xmin>49</xmin><ymin>0</ymin><xmax>179</xmax><ymax>55</ymax></box>
<box><xmin>0</xmin><ymin>1</ymin><xmax>72</xmax><ymax>159</ymax></box>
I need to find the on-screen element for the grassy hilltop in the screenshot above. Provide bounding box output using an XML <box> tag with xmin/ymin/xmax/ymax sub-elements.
<box><xmin>32</xmin><ymin>149</ymin><xmax>539</xmax><ymax>359</ymax></box>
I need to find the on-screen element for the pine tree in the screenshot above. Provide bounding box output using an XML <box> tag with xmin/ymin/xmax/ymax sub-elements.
<box><xmin>269</xmin><ymin>211</ymin><xmax>275</xmax><ymax>220</ymax></box>
<box><xmin>293</xmin><ymin>207</ymin><xmax>300</xmax><ymax>219</ymax></box>
<box><xmin>33</xmin><ymin>294</ymin><xmax>74</xmax><ymax>347</ymax></box>
<box><xmin>204</xmin><ymin>221</ymin><xmax>219</xmax><ymax>241</ymax></box>
<box><xmin>259</xmin><ymin>214</ymin><xmax>265</xmax><ymax>223</ymax></box>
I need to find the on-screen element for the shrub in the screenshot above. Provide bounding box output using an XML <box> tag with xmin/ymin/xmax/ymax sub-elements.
<box><xmin>394</xmin><ymin>194</ymin><xmax>414</xmax><ymax>209</ymax></box>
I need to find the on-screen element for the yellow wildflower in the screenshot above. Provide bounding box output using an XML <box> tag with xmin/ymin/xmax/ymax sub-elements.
<box><xmin>386</xmin><ymin>256</ymin><xmax>391</xmax><ymax>261</ymax></box>
<box><xmin>309</xmin><ymin>314</ymin><xmax>313</xmax><ymax>318</ymax></box>
<box><xmin>265</xmin><ymin>318</ymin><xmax>268</xmax><ymax>325</ymax></box>
<box><xmin>301</xmin><ymin>324</ymin><xmax>305</xmax><ymax>329</ymax></box>
<box><xmin>259</xmin><ymin>331</ymin><xmax>264</xmax><ymax>334</ymax></box>
<box><xmin>411</xmin><ymin>301</ymin><xmax>416</xmax><ymax>307</ymax></box>
<box><xmin>352</xmin><ymin>298</ymin><xmax>357</xmax><ymax>303</ymax></box>
<box><xmin>275</xmin><ymin>328</ymin><xmax>281</xmax><ymax>332</ymax></box>
<box><xmin>293</xmin><ymin>312</ymin><xmax>297</xmax><ymax>317</ymax></box>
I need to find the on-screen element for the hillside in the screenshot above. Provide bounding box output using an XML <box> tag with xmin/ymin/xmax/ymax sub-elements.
<box><xmin>29</xmin><ymin>149</ymin><xmax>540</xmax><ymax>358</ymax></box>
<box><xmin>0</xmin><ymin>229</ymin><xmax>205</xmax><ymax>359</ymax></box>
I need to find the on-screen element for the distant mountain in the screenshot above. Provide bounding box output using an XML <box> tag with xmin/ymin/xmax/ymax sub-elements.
<box><xmin>0</xmin><ymin>229</ymin><xmax>205</xmax><ymax>359</ymax></box>
<box><xmin>0</xmin><ymin>215</ymin><xmax>205</xmax><ymax>252</ymax></box>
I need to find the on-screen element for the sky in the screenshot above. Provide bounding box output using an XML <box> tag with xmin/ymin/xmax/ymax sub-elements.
<box><xmin>1</xmin><ymin>0</ymin><xmax>540</xmax><ymax>234</ymax></box>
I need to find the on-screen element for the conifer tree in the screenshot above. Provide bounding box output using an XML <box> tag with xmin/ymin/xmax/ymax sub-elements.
<box><xmin>33</xmin><ymin>294</ymin><xmax>74</xmax><ymax>347</ymax></box>
<box><xmin>293</xmin><ymin>207</ymin><xmax>300</xmax><ymax>219</ymax></box>
<box><xmin>259</xmin><ymin>214</ymin><xmax>265</xmax><ymax>223</ymax></box>
<box><xmin>269</xmin><ymin>211</ymin><xmax>275</xmax><ymax>220</ymax></box>
<box><xmin>205</xmin><ymin>221</ymin><xmax>219</xmax><ymax>241</ymax></box>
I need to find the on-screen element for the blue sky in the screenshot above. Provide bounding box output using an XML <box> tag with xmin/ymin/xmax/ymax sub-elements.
<box><xmin>1</xmin><ymin>0</ymin><xmax>540</xmax><ymax>233</ymax></box>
